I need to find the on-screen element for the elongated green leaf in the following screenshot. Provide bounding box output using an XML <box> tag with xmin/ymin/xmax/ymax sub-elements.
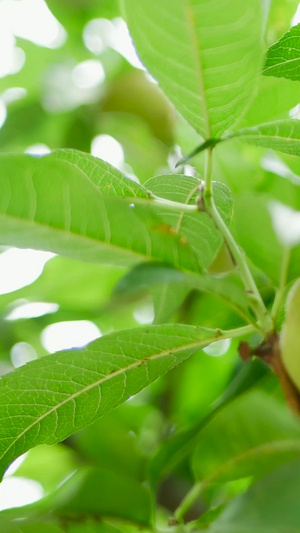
<box><xmin>151</xmin><ymin>283</ymin><xmax>190</xmax><ymax>323</ymax></box>
<box><xmin>225</xmin><ymin>119</ymin><xmax>300</xmax><ymax>156</ymax></box>
<box><xmin>56</xmin><ymin>466</ymin><xmax>151</xmax><ymax>525</ymax></box>
<box><xmin>0</xmin><ymin>466</ymin><xmax>151</xmax><ymax>528</ymax></box>
<box><xmin>0</xmin><ymin>153</ymin><xmax>202</xmax><ymax>271</ymax></box>
<box><xmin>145</xmin><ymin>176</ymin><xmax>233</xmax><ymax>270</ymax></box>
<box><xmin>114</xmin><ymin>263</ymin><xmax>251</xmax><ymax>322</ymax></box>
<box><xmin>210</xmin><ymin>458</ymin><xmax>300</xmax><ymax>533</ymax></box>
<box><xmin>0</xmin><ymin>324</ymin><xmax>221</xmax><ymax>477</ymax></box>
<box><xmin>192</xmin><ymin>391</ymin><xmax>300</xmax><ymax>485</ymax></box>
<box><xmin>264</xmin><ymin>23</ymin><xmax>300</xmax><ymax>81</ymax></box>
<box><xmin>122</xmin><ymin>0</ymin><xmax>267</xmax><ymax>138</ymax></box>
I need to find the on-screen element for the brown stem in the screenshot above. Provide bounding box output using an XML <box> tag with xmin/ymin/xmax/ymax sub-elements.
<box><xmin>239</xmin><ymin>333</ymin><xmax>300</xmax><ymax>415</ymax></box>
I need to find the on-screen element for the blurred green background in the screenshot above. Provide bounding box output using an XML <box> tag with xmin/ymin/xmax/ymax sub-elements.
<box><xmin>1</xmin><ymin>1</ymin><xmax>300</xmax><ymax>531</ymax></box>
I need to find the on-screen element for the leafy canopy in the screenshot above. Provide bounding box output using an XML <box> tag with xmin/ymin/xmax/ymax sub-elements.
<box><xmin>0</xmin><ymin>0</ymin><xmax>300</xmax><ymax>532</ymax></box>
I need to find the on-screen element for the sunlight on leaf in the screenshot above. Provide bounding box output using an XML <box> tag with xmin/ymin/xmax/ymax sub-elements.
<box><xmin>224</xmin><ymin>119</ymin><xmax>300</xmax><ymax>156</ymax></box>
<box><xmin>0</xmin><ymin>324</ymin><xmax>221</xmax><ymax>477</ymax></box>
<box><xmin>123</xmin><ymin>0</ymin><xmax>267</xmax><ymax>138</ymax></box>
<box><xmin>264</xmin><ymin>23</ymin><xmax>300</xmax><ymax>81</ymax></box>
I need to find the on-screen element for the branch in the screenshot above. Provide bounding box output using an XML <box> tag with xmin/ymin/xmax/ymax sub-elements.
<box><xmin>239</xmin><ymin>333</ymin><xmax>300</xmax><ymax>415</ymax></box>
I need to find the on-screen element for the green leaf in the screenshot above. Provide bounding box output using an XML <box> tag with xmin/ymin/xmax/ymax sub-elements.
<box><xmin>114</xmin><ymin>263</ymin><xmax>251</xmax><ymax>322</ymax></box>
<box><xmin>45</xmin><ymin>0</ymin><xmax>120</xmax><ymax>34</ymax></box>
<box><xmin>264</xmin><ymin>23</ymin><xmax>300</xmax><ymax>81</ymax></box>
<box><xmin>1</xmin><ymin>524</ymin><xmax>64</xmax><ymax>533</ymax></box>
<box><xmin>0</xmin><ymin>324</ymin><xmax>221</xmax><ymax>477</ymax></box>
<box><xmin>176</xmin><ymin>138</ymin><xmax>222</xmax><ymax>166</ymax></box>
<box><xmin>73</xmin><ymin>404</ymin><xmax>149</xmax><ymax>480</ymax></box>
<box><xmin>149</xmin><ymin>359</ymin><xmax>270</xmax><ymax>486</ymax></box>
<box><xmin>209</xmin><ymin>458</ymin><xmax>300</xmax><ymax>533</ymax></box>
<box><xmin>94</xmin><ymin>113</ymin><xmax>169</xmax><ymax>184</ymax></box>
<box><xmin>122</xmin><ymin>0</ymin><xmax>267</xmax><ymax>138</ymax></box>
<box><xmin>170</xmin><ymin>339</ymin><xmax>237</xmax><ymax>425</ymax></box>
<box><xmin>0</xmin><ymin>153</ymin><xmax>201</xmax><ymax>271</ymax></box>
<box><xmin>0</xmin><ymin>256</ymin><xmax>125</xmax><ymax>314</ymax></box>
<box><xmin>240</xmin><ymin>76</ymin><xmax>300</xmax><ymax>127</ymax></box>
<box><xmin>192</xmin><ymin>391</ymin><xmax>300</xmax><ymax>485</ymax></box>
<box><xmin>225</xmin><ymin>119</ymin><xmax>300</xmax><ymax>156</ymax></box>
<box><xmin>0</xmin><ymin>466</ymin><xmax>151</xmax><ymax>528</ymax></box>
<box><xmin>234</xmin><ymin>193</ymin><xmax>300</xmax><ymax>285</ymax></box>
<box><xmin>14</xmin><ymin>444</ymin><xmax>78</xmax><ymax>493</ymax></box>
<box><xmin>56</xmin><ymin>466</ymin><xmax>151</xmax><ymax>526</ymax></box>
<box><xmin>49</xmin><ymin>149</ymin><xmax>147</xmax><ymax>198</ymax></box>
<box><xmin>151</xmin><ymin>283</ymin><xmax>190</xmax><ymax>323</ymax></box>
<box><xmin>145</xmin><ymin>176</ymin><xmax>233</xmax><ymax>270</ymax></box>
<box><xmin>67</xmin><ymin>522</ymin><xmax>123</xmax><ymax>533</ymax></box>
<box><xmin>267</xmin><ymin>0</ymin><xmax>300</xmax><ymax>43</ymax></box>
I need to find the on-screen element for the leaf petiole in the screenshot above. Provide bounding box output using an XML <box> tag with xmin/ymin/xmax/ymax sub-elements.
<box><xmin>201</xmin><ymin>150</ymin><xmax>273</xmax><ymax>334</ymax></box>
<box><xmin>175</xmin><ymin>138</ymin><xmax>222</xmax><ymax>168</ymax></box>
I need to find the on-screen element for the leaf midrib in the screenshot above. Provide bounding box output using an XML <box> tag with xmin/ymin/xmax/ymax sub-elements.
<box><xmin>184</xmin><ymin>0</ymin><xmax>211</xmax><ymax>138</ymax></box>
<box><xmin>0</xmin><ymin>332</ymin><xmax>220</xmax><ymax>465</ymax></box>
<box><xmin>237</xmin><ymin>133</ymin><xmax>300</xmax><ymax>143</ymax></box>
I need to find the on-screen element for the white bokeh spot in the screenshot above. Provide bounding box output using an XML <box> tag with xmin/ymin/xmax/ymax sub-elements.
<box><xmin>203</xmin><ymin>338</ymin><xmax>231</xmax><ymax>357</ymax></box>
<box><xmin>91</xmin><ymin>134</ymin><xmax>125</xmax><ymax>170</ymax></box>
<box><xmin>25</xmin><ymin>143</ymin><xmax>51</xmax><ymax>156</ymax></box>
<box><xmin>0</xmin><ymin>0</ymin><xmax>66</xmax><ymax>78</ymax></box>
<box><xmin>43</xmin><ymin>62</ymin><xmax>105</xmax><ymax>112</ymax></box>
<box><xmin>290</xmin><ymin>103</ymin><xmax>300</xmax><ymax>120</ymax></box>
<box><xmin>41</xmin><ymin>320</ymin><xmax>101</xmax><ymax>353</ymax></box>
<box><xmin>83</xmin><ymin>17</ymin><xmax>144</xmax><ymax>70</ymax></box>
<box><xmin>291</xmin><ymin>2</ymin><xmax>300</xmax><ymax>26</ymax></box>
<box><xmin>72</xmin><ymin>60</ymin><xmax>105</xmax><ymax>90</ymax></box>
<box><xmin>1</xmin><ymin>87</ymin><xmax>27</xmax><ymax>105</ymax></box>
<box><xmin>133</xmin><ymin>303</ymin><xmax>154</xmax><ymax>325</ymax></box>
<box><xmin>0</xmin><ymin>477</ymin><xmax>44</xmax><ymax>510</ymax></box>
<box><xmin>1</xmin><ymin>0</ymin><xmax>67</xmax><ymax>48</ymax></box>
<box><xmin>10</xmin><ymin>342</ymin><xmax>38</xmax><ymax>368</ymax></box>
<box><xmin>7</xmin><ymin>302</ymin><xmax>59</xmax><ymax>321</ymax></box>
<box><xmin>0</xmin><ymin>100</ymin><xmax>7</xmax><ymax>129</ymax></box>
<box><xmin>269</xmin><ymin>201</ymin><xmax>300</xmax><ymax>247</ymax></box>
<box><xmin>0</xmin><ymin>249</ymin><xmax>55</xmax><ymax>295</ymax></box>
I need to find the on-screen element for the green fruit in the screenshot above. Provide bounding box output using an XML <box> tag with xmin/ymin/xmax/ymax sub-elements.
<box><xmin>280</xmin><ymin>278</ymin><xmax>300</xmax><ymax>390</ymax></box>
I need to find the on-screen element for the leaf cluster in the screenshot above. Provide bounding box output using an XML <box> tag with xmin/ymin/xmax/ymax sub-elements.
<box><xmin>0</xmin><ymin>1</ymin><xmax>300</xmax><ymax>532</ymax></box>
